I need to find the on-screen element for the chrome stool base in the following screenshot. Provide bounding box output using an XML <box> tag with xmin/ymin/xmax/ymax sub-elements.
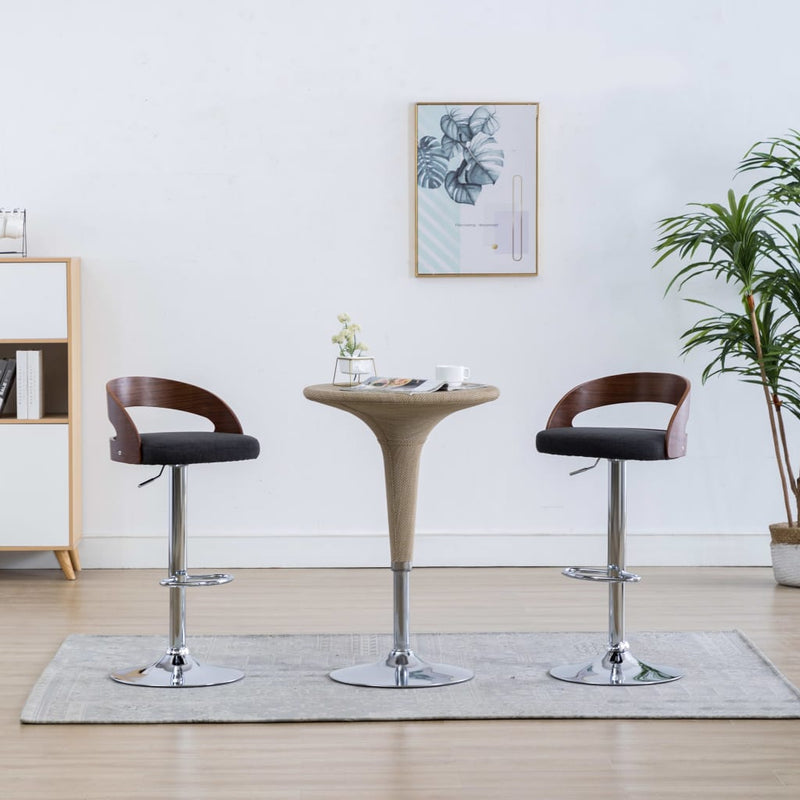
<box><xmin>111</xmin><ymin>650</ymin><xmax>245</xmax><ymax>688</ymax></box>
<box><xmin>110</xmin><ymin>466</ymin><xmax>245</xmax><ymax>688</ymax></box>
<box><xmin>549</xmin><ymin>646</ymin><xmax>683</xmax><ymax>686</ymax></box>
<box><xmin>330</xmin><ymin>648</ymin><xmax>474</xmax><ymax>689</ymax></box>
<box><xmin>549</xmin><ymin>461</ymin><xmax>684</xmax><ymax>686</ymax></box>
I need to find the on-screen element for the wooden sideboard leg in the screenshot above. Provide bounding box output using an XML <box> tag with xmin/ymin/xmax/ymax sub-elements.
<box><xmin>54</xmin><ymin>551</ymin><xmax>76</xmax><ymax>580</ymax></box>
<box><xmin>68</xmin><ymin>548</ymin><xmax>82</xmax><ymax>573</ymax></box>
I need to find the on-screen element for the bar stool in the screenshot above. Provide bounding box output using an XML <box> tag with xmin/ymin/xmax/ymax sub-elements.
<box><xmin>106</xmin><ymin>376</ymin><xmax>260</xmax><ymax>687</ymax></box>
<box><xmin>536</xmin><ymin>372</ymin><xmax>690</xmax><ymax>685</ymax></box>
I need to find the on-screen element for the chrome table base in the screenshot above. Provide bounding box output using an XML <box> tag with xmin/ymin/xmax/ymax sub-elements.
<box><xmin>111</xmin><ymin>650</ymin><xmax>244</xmax><ymax>688</ymax></box>
<box><xmin>330</xmin><ymin>649</ymin><xmax>473</xmax><ymax>688</ymax></box>
<box><xmin>329</xmin><ymin>562</ymin><xmax>473</xmax><ymax>689</ymax></box>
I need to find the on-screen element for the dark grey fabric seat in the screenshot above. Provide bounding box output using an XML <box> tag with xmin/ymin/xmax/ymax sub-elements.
<box><xmin>535</xmin><ymin>427</ymin><xmax>668</xmax><ymax>461</ymax></box>
<box><xmin>139</xmin><ymin>431</ymin><xmax>260</xmax><ymax>465</ymax></box>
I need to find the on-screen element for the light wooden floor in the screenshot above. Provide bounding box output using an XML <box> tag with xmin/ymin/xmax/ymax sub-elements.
<box><xmin>2</xmin><ymin>566</ymin><xmax>800</xmax><ymax>799</ymax></box>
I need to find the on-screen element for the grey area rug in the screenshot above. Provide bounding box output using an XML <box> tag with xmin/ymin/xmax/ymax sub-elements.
<box><xmin>21</xmin><ymin>630</ymin><xmax>800</xmax><ymax>723</ymax></box>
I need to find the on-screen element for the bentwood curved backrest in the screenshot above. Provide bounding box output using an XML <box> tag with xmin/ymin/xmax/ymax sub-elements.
<box><xmin>544</xmin><ymin>372</ymin><xmax>691</xmax><ymax>460</ymax></box>
<box><xmin>106</xmin><ymin>376</ymin><xmax>244</xmax><ymax>464</ymax></box>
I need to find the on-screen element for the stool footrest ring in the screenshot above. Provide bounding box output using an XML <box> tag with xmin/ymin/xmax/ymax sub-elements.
<box><xmin>159</xmin><ymin>573</ymin><xmax>233</xmax><ymax>587</ymax></box>
<box><xmin>562</xmin><ymin>566</ymin><xmax>641</xmax><ymax>583</ymax></box>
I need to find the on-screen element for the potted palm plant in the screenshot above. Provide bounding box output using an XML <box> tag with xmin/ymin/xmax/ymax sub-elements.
<box><xmin>653</xmin><ymin>131</ymin><xmax>800</xmax><ymax>586</ymax></box>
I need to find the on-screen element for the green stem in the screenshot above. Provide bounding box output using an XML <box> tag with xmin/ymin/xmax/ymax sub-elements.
<box><xmin>747</xmin><ymin>294</ymin><xmax>794</xmax><ymax>526</ymax></box>
<box><xmin>774</xmin><ymin>397</ymin><xmax>800</xmax><ymax>523</ymax></box>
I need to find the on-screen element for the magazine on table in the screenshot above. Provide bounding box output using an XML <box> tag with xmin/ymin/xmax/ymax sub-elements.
<box><xmin>344</xmin><ymin>376</ymin><xmax>485</xmax><ymax>393</ymax></box>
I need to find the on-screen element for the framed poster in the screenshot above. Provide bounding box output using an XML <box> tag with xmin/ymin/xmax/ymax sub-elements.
<box><xmin>415</xmin><ymin>102</ymin><xmax>539</xmax><ymax>277</ymax></box>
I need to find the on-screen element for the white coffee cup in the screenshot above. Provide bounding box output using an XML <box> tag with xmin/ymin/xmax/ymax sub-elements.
<box><xmin>435</xmin><ymin>364</ymin><xmax>471</xmax><ymax>387</ymax></box>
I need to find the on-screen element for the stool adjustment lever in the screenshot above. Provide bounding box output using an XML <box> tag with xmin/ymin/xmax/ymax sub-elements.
<box><xmin>138</xmin><ymin>465</ymin><xmax>166</xmax><ymax>488</ymax></box>
<box><xmin>569</xmin><ymin>458</ymin><xmax>600</xmax><ymax>477</ymax></box>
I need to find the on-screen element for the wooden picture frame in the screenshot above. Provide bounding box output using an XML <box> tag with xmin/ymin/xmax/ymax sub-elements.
<box><xmin>415</xmin><ymin>102</ymin><xmax>539</xmax><ymax>277</ymax></box>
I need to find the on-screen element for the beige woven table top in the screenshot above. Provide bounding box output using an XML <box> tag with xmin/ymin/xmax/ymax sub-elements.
<box><xmin>303</xmin><ymin>383</ymin><xmax>499</xmax><ymax>563</ymax></box>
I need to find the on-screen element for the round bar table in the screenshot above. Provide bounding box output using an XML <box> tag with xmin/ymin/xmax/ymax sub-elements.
<box><xmin>303</xmin><ymin>383</ymin><xmax>500</xmax><ymax>688</ymax></box>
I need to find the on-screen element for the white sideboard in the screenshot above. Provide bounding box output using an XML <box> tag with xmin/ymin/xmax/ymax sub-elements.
<box><xmin>0</xmin><ymin>258</ymin><xmax>81</xmax><ymax>579</ymax></box>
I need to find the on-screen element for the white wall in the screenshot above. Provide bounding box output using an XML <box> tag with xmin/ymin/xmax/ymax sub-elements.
<box><xmin>2</xmin><ymin>0</ymin><xmax>799</xmax><ymax>570</ymax></box>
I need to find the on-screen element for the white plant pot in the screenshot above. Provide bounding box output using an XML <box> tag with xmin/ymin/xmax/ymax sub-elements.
<box><xmin>332</xmin><ymin>356</ymin><xmax>376</xmax><ymax>387</ymax></box>
<box><xmin>338</xmin><ymin>357</ymin><xmax>373</xmax><ymax>375</ymax></box>
<box><xmin>770</xmin><ymin>543</ymin><xmax>800</xmax><ymax>587</ymax></box>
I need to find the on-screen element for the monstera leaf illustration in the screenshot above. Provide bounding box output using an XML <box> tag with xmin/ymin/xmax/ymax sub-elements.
<box><xmin>440</xmin><ymin>134</ymin><xmax>463</xmax><ymax>159</ymax></box>
<box><xmin>468</xmin><ymin>106</ymin><xmax>500</xmax><ymax>137</ymax></box>
<box><xmin>463</xmin><ymin>133</ymin><xmax>504</xmax><ymax>186</ymax></box>
<box><xmin>440</xmin><ymin>108</ymin><xmax>471</xmax><ymax>143</ymax></box>
<box><xmin>417</xmin><ymin>135</ymin><xmax>449</xmax><ymax>189</ymax></box>
<box><xmin>419</xmin><ymin>106</ymin><xmax>505</xmax><ymax>205</ymax></box>
<box><xmin>444</xmin><ymin>170</ymin><xmax>482</xmax><ymax>206</ymax></box>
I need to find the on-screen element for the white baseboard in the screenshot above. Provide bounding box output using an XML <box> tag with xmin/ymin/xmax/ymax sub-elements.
<box><xmin>0</xmin><ymin>531</ymin><xmax>772</xmax><ymax>570</ymax></box>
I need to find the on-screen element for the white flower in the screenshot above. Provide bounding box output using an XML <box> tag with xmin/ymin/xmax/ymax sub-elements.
<box><xmin>332</xmin><ymin>314</ymin><xmax>368</xmax><ymax>357</ymax></box>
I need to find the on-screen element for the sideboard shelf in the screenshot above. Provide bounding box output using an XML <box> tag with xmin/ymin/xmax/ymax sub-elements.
<box><xmin>0</xmin><ymin>416</ymin><xmax>70</xmax><ymax>424</ymax></box>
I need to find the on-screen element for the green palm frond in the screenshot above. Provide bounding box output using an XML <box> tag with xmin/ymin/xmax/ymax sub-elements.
<box><xmin>738</xmin><ymin>130</ymin><xmax>800</xmax><ymax>204</ymax></box>
<box><xmin>678</xmin><ymin>296</ymin><xmax>798</xmax><ymax>393</ymax></box>
<box><xmin>654</xmin><ymin>190</ymin><xmax>783</xmax><ymax>296</ymax></box>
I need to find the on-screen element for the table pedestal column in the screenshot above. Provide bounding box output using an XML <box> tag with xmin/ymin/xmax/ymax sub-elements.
<box><xmin>329</xmin><ymin>437</ymin><xmax>473</xmax><ymax>688</ymax></box>
<box><xmin>303</xmin><ymin>383</ymin><xmax>499</xmax><ymax>689</ymax></box>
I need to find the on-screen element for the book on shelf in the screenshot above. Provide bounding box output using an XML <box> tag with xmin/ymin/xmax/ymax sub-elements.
<box><xmin>0</xmin><ymin>357</ymin><xmax>17</xmax><ymax>413</ymax></box>
<box><xmin>344</xmin><ymin>376</ymin><xmax>486</xmax><ymax>393</ymax></box>
<box><xmin>28</xmin><ymin>349</ymin><xmax>43</xmax><ymax>419</ymax></box>
<box><xmin>15</xmin><ymin>351</ymin><xmax>27</xmax><ymax>419</ymax></box>
<box><xmin>15</xmin><ymin>350</ymin><xmax>43</xmax><ymax>419</ymax></box>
